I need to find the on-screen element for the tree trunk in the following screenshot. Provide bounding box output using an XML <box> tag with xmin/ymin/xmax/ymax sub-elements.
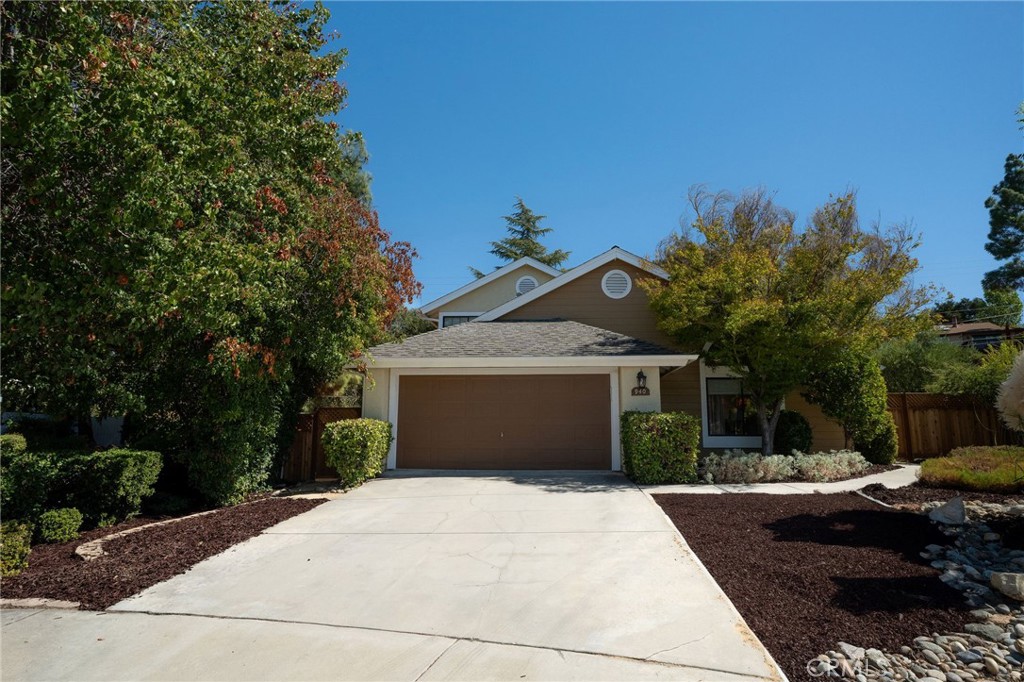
<box><xmin>757</xmin><ymin>397</ymin><xmax>785</xmax><ymax>455</ymax></box>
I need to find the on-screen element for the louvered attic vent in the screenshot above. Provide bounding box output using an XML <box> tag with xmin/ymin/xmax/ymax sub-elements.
<box><xmin>516</xmin><ymin>275</ymin><xmax>538</xmax><ymax>296</ymax></box>
<box><xmin>601</xmin><ymin>270</ymin><xmax>632</xmax><ymax>299</ymax></box>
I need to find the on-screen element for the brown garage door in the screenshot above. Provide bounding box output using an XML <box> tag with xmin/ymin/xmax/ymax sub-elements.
<box><xmin>397</xmin><ymin>374</ymin><xmax>611</xmax><ymax>469</ymax></box>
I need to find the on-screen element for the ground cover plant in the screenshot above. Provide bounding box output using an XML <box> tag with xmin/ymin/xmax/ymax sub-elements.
<box><xmin>918</xmin><ymin>446</ymin><xmax>1024</xmax><ymax>493</ymax></box>
<box><xmin>699</xmin><ymin>449</ymin><xmax>872</xmax><ymax>484</ymax></box>
<box><xmin>653</xmin><ymin>493</ymin><xmax>967</xmax><ymax>680</ymax></box>
<box><xmin>0</xmin><ymin>497</ymin><xmax>324</xmax><ymax>610</ymax></box>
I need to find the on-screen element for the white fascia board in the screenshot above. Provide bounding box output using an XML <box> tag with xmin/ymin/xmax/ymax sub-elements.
<box><xmin>418</xmin><ymin>257</ymin><xmax>562</xmax><ymax>314</ymax></box>
<box><xmin>367</xmin><ymin>355</ymin><xmax>698</xmax><ymax>369</ymax></box>
<box><xmin>476</xmin><ymin>247</ymin><xmax>667</xmax><ymax>322</ymax></box>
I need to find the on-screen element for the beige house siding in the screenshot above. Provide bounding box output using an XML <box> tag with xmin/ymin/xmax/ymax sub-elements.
<box><xmin>423</xmin><ymin>265</ymin><xmax>557</xmax><ymax>321</ymax></box>
<box><xmin>361</xmin><ymin>368</ymin><xmax>390</xmax><ymax>422</ymax></box>
<box><xmin>618</xmin><ymin>366</ymin><xmax>662</xmax><ymax>413</ymax></box>
<box><xmin>497</xmin><ymin>261</ymin><xmax>680</xmax><ymax>349</ymax></box>
<box><xmin>660</xmin><ymin>363</ymin><xmax>702</xmax><ymax>418</ymax></box>
<box><xmin>784</xmin><ymin>390</ymin><xmax>849</xmax><ymax>452</ymax></box>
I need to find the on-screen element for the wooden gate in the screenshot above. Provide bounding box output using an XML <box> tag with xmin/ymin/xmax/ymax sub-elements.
<box><xmin>888</xmin><ymin>393</ymin><xmax>1022</xmax><ymax>460</ymax></box>
<box><xmin>282</xmin><ymin>407</ymin><xmax>361</xmax><ymax>482</ymax></box>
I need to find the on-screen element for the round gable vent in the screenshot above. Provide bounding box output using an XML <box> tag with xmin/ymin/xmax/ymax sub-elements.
<box><xmin>516</xmin><ymin>275</ymin><xmax>538</xmax><ymax>296</ymax></box>
<box><xmin>601</xmin><ymin>269</ymin><xmax>632</xmax><ymax>299</ymax></box>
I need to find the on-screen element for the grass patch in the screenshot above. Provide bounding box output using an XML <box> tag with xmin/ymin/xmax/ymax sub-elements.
<box><xmin>919</xmin><ymin>446</ymin><xmax>1024</xmax><ymax>493</ymax></box>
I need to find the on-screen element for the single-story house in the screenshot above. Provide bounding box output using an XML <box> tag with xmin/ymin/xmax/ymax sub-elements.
<box><xmin>362</xmin><ymin>247</ymin><xmax>846</xmax><ymax>471</ymax></box>
<box><xmin>937</xmin><ymin>320</ymin><xmax>1024</xmax><ymax>352</ymax></box>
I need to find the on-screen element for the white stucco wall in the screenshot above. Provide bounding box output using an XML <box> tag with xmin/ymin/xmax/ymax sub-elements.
<box><xmin>361</xmin><ymin>368</ymin><xmax>390</xmax><ymax>421</ymax></box>
<box><xmin>618</xmin><ymin>366</ymin><xmax>661</xmax><ymax>413</ymax></box>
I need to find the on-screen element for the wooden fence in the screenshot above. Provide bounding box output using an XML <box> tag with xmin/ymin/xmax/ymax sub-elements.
<box><xmin>887</xmin><ymin>393</ymin><xmax>1021</xmax><ymax>460</ymax></box>
<box><xmin>281</xmin><ymin>407</ymin><xmax>361</xmax><ymax>482</ymax></box>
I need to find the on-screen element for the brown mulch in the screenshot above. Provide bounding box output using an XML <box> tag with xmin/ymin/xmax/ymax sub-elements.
<box><xmin>859</xmin><ymin>482</ymin><xmax>1024</xmax><ymax>506</ymax></box>
<box><xmin>1</xmin><ymin>498</ymin><xmax>324</xmax><ymax>610</ymax></box>
<box><xmin>653</xmin><ymin>493</ymin><xmax>969</xmax><ymax>681</ymax></box>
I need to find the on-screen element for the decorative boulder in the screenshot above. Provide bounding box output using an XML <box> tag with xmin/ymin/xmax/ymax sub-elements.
<box><xmin>991</xmin><ymin>572</ymin><xmax>1024</xmax><ymax>602</ymax></box>
<box><xmin>929</xmin><ymin>497</ymin><xmax>967</xmax><ymax>525</ymax></box>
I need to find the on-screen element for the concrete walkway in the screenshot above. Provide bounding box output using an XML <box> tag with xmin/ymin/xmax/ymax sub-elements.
<box><xmin>2</xmin><ymin>472</ymin><xmax>784</xmax><ymax>681</ymax></box>
<box><xmin>642</xmin><ymin>463</ymin><xmax>920</xmax><ymax>496</ymax></box>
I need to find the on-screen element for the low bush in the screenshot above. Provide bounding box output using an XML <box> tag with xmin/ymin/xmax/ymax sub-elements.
<box><xmin>61</xmin><ymin>449</ymin><xmax>162</xmax><ymax>523</ymax></box>
<box><xmin>855</xmin><ymin>413</ymin><xmax>899</xmax><ymax>466</ymax></box>
<box><xmin>920</xmin><ymin>446</ymin><xmax>1024</xmax><ymax>493</ymax></box>
<box><xmin>1</xmin><ymin>521</ymin><xmax>32</xmax><ymax>577</ymax></box>
<box><xmin>322</xmin><ymin>419</ymin><xmax>393</xmax><ymax>488</ymax></box>
<box><xmin>0</xmin><ymin>433</ymin><xmax>27</xmax><ymax>456</ymax></box>
<box><xmin>36</xmin><ymin>507</ymin><xmax>83</xmax><ymax>543</ymax></box>
<box><xmin>774</xmin><ymin>410</ymin><xmax>812</xmax><ymax>455</ymax></box>
<box><xmin>621</xmin><ymin>411</ymin><xmax>701</xmax><ymax>484</ymax></box>
<box><xmin>0</xmin><ymin>450</ymin><xmax>61</xmax><ymax>522</ymax></box>
<box><xmin>700</xmin><ymin>449</ymin><xmax>870</xmax><ymax>484</ymax></box>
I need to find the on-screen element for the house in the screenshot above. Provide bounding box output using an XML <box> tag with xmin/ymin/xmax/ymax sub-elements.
<box><xmin>937</xmin><ymin>320</ymin><xmax>1024</xmax><ymax>352</ymax></box>
<box><xmin>362</xmin><ymin>247</ymin><xmax>846</xmax><ymax>471</ymax></box>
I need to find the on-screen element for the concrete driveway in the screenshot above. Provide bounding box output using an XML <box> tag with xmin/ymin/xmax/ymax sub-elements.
<box><xmin>2</xmin><ymin>472</ymin><xmax>782</xmax><ymax>681</ymax></box>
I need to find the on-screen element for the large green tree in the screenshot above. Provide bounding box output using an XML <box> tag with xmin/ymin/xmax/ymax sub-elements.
<box><xmin>983</xmin><ymin>153</ymin><xmax>1024</xmax><ymax>290</ymax></box>
<box><xmin>934</xmin><ymin>288</ymin><xmax>1023</xmax><ymax>326</ymax></box>
<box><xmin>1</xmin><ymin>1</ymin><xmax>418</xmax><ymax>503</ymax></box>
<box><xmin>645</xmin><ymin>187</ymin><xmax>929</xmax><ymax>455</ymax></box>
<box><xmin>470</xmin><ymin>197</ymin><xmax>570</xmax><ymax>277</ymax></box>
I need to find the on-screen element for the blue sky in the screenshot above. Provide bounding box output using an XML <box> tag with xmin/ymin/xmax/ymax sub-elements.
<box><xmin>325</xmin><ymin>2</ymin><xmax>1023</xmax><ymax>307</ymax></box>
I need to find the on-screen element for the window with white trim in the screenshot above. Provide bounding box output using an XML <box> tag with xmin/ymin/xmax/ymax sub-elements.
<box><xmin>515</xmin><ymin>275</ymin><xmax>538</xmax><ymax>296</ymax></box>
<box><xmin>601</xmin><ymin>270</ymin><xmax>632</xmax><ymax>299</ymax></box>
<box><xmin>705</xmin><ymin>378</ymin><xmax>760</xmax><ymax>437</ymax></box>
<box><xmin>441</xmin><ymin>315</ymin><xmax>477</xmax><ymax>328</ymax></box>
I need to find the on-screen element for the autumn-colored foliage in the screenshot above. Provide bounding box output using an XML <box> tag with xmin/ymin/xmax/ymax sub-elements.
<box><xmin>1</xmin><ymin>1</ymin><xmax>418</xmax><ymax>504</ymax></box>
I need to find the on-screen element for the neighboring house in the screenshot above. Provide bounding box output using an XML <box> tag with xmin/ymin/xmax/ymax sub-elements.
<box><xmin>937</xmin><ymin>321</ymin><xmax>1024</xmax><ymax>352</ymax></box>
<box><xmin>362</xmin><ymin>247</ymin><xmax>846</xmax><ymax>471</ymax></box>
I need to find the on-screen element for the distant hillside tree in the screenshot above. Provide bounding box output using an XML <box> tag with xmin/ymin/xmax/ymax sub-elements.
<box><xmin>983</xmin><ymin>153</ymin><xmax>1024</xmax><ymax>290</ymax></box>
<box><xmin>934</xmin><ymin>288</ymin><xmax>1023</xmax><ymax>326</ymax></box>
<box><xmin>470</xmin><ymin>197</ymin><xmax>569</xmax><ymax>278</ymax></box>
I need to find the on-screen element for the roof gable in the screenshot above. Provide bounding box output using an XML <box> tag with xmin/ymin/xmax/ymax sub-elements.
<box><xmin>476</xmin><ymin>247</ymin><xmax>665</xmax><ymax>322</ymax></box>
<box><xmin>419</xmin><ymin>257</ymin><xmax>561</xmax><ymax>316</ymax></box>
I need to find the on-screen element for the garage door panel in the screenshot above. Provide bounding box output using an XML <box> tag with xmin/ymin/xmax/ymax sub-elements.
<box><xmin>397</xmin><ymin>374</ymin><xmax>611</xmax><ymax>470</ymax></box>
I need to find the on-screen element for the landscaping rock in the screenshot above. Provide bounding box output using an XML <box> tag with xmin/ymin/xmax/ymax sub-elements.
<box><xmin>929</xmin><ymin>497</ymin><xmax>968</xmax><ymax>525</ymax></box>
<box><xmin>964</xmin><ymin>623</ymin><xmax>1005</xmax><ymax>642</ymax></box>
<box><xmin>992</xmin><ymin>572</ymin><xmax>1024</xmax><ymax>602</ymax></box>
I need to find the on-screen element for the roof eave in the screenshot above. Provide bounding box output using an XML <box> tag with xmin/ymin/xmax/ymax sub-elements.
<box><xmin>364</xmin><ymin>355</ymin><xmax>699</xmax><ymax>369</ymax></box>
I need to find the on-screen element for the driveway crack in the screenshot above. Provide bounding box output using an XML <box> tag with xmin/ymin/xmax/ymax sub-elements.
<box><xmin>645</xmin><ymin>633</ymin><xmax>710</xmax><ymax>660</ymax></box>
<box><xmin>414</xmin><ymin>637</ymin><xmax>460</xmax><ymax>681</ymax></box>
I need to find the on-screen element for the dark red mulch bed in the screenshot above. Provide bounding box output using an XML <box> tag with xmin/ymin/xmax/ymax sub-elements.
<box><xmin>860</xmin><ymin>482</ymin><xmax>1024</xmax><ymax>506</ymax></box>
<box><xmin>1</xmin><ymin>498</ymin><xmax>324</xmax><ymax>610</ymax></box>
<box><xmin>653</xmin><ymin>493</ymin><xmax>968</xmax><ymax>682</ymax></box>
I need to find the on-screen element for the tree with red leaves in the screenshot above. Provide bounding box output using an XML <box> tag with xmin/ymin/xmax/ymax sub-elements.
<box><xmin>1</xmin><ymin>1</ymin><xmax>418</xmax><ymax>503</ymax></box>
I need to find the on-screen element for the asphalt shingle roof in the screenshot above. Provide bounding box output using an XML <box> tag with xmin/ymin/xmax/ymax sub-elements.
<box><xmin>368</xmin><ymin>320</ymin><xmax>680</xmax><ymax>359</ymax></box>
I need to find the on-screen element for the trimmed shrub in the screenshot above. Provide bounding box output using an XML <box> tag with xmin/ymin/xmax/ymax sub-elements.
<box><xmin>0</xmin><ymin>450</ymin><xmax>61</xmax><ymax>521</ymax></box>
<box><xmin>0</xmin><ymin>433</ymin><xmax>27</xmax><ymax>456</ymax></box>
<box><xmin>61</xmin><ymin>449</ymin><xmax>162</xmax><ymax>523</ymax></box>
<box><xmin>621</xmin><ymin>411</ymin><xmax>701</xmax><ymax>484</ymax></box>
<box><xmin>1</xmin><ymin>521</ymin><xmax>32</xmax><ymax>577</ymax></box>
<box><xmin>322</xmin><ymin>419</ymin><xmax>393</xmax><ymax>488</ymax></box>
<box><xmin>920</xmin><ymin>446</ymin><xmax>1024</xmax><ymax>493</ymax></box>
<box><xmin>36</xmin><ymin>507</ymin><xmax>83</xmax><ymax>543</ymax></box>
<box><xmin>700</xmin><ymin>449</ymin><xmax>869</xmax><ymax>484</ymax></box>
<box><xmin>856</xmin><ymin>414</ymin><xmax>898</xmax><ymax>466</ymax></box>
<box><xmin>774</xmin><ymin>410</ymin><xmax>812</xmax><ymax>455</ymax></box>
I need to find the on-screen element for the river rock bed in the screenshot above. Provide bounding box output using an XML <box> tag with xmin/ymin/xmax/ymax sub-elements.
<box><xmin>814</xmin><ymin>500</ymin><xmax>1024</xmax><ymax>680</ymax></box>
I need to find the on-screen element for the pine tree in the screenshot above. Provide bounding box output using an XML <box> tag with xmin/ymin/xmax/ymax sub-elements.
<box><xmin>983</xmin><ymin>153</ymin><xmax>1024</xmax><ymax>290</ymax></box>
<box><xmin>470</xmin><ymin>198</ymin><xmax>570</xmax><ymax>277</ymax></box>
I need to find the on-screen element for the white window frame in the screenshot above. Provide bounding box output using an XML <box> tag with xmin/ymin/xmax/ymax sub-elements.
<box><xmin>698</xmin><ymin>360</ymin><xmax>764</xmax><ymax>450</ymax></box>
<box><xmin>386</xmin><ymin>367</ymin><xmax>621</xmax><ymax>471</ymax></box>
<box><xmin>515</xmin><ymin>275</ymin><xmax>539</xmax><ymax>296</ymax></box>
<box><xmin>437</xmin><ymin>312</ymin><xmax>483</xmax><ymax>329</ymax></box>
<box><xmin>600</xmin><ymin>269</ymin><xmax>633</xmax><ymax>299</ymax></box>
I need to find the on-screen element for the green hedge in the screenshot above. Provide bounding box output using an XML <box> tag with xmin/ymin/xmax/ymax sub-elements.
<box><xmin>1</xmin><ymin>449</ymin><xmax>161</xmax><ymax>527</ymax></box>
<box><xmin>322</xmin><ymin>419</ymin><xmax>393</xmax><ymax>488</ymax></box>
<box><xmin>1</xmin><ymin>521</ymin><xmax>32</xmax><ymax>577</ymax></box>
<box><xmin>61</xmin><ymin>449</ymin><xmax>162</xmax><ymax>524</ymax></box>
<box><xmin>0</xmin><ymin>433</ymin><xmax>27</xmax><ymax>456</ymax></box>
<box><xmin>774</xmin><ymin>410</ymin><xmax>812</xmax><ymax>455</ymax></box>
<box><xmin>37</xmin><ymin>508</ymin><xmax>83</xmax><ymax>543</ymax></box>
<box><xmin>621</xmin><ymin>411</ymin><xmax>701</xmax><ymax>484</ymax></box>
